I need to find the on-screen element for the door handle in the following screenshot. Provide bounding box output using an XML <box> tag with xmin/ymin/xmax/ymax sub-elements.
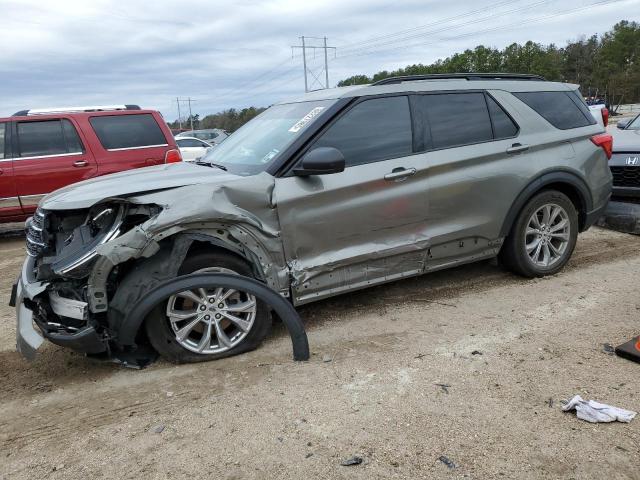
<box><xmin>384</xmin><ymin>167</ymin><xmax>417</xmax><ymax>182</ymax></box>
<box><xmin>73</xmin><ymin>160</ymin><xmax>89</xmax><ymax>167</ymax></box>
<box><xmin>506</xmin><ymin>143</ymin><xmax>529</xmax><ymax>154</ymax></box>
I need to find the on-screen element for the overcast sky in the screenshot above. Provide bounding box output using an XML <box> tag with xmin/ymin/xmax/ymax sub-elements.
<box><xmin>0</xmin><ymin>0</ymin><xmax>638</xmax><ymax>120</ymax></box>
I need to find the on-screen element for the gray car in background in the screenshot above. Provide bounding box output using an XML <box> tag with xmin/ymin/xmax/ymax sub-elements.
<box><xmin>14</xmin><ymin>73</ymin><xmax>612</xmax><ymax>363</ymax></box>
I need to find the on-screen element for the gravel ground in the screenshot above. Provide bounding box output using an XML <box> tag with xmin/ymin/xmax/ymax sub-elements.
<box><xmin>0</xmin><ymin>227</ymin><xmax>639</xmax><ymax>479</ymax></box>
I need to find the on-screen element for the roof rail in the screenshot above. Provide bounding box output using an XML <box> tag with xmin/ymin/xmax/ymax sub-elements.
<box><xmin>12</xmin><ymin>105</ymin><xmax>141</xmax><ymax>116</ymax></box>
<box><xmin>372</xmin><ymin>73</ymin><xmax>546</xmax><ymax>86</ymax></box>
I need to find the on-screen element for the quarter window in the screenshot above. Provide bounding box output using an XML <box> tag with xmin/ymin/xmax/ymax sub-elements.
<box><xmin>313</xmin><ymin>96</ymin><xmax>412</xmax><ymax>167</ymax></box>
<box><xmin>17</xmin><ymin>119</ymin><xmax>83</xmax><ymax>158</ymax></box>
<box><xmin>420</xmin><ymin>93</ymin><xmax>493</xmax><ymax>149</ymax></box>
<box><xmin>90</xmin><ymin>114</ymin><xmax>167</xmax><ymax>150</ymax></box>
<box><xmin>513</xmin><ymin>91</ymin><xmax>596</xmax><ymax>129</ymax></box>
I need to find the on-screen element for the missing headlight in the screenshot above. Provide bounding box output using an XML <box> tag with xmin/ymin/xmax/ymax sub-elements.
<box><xmin>35</xmin><ymin>204</ymin><xmax>126</xmax><ymax>280</ymax></box>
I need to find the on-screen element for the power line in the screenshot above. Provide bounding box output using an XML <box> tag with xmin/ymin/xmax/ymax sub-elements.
<box><xmin>336</xmin><ymin>0</ymin><xmax>525</xmax><ymax>51</ymax></box>
<box><xmin>336</xmin><ymin>0</ymin><xmax>555</xmax><ymax>58</ymax></box>
<box><xmin>335</xmin><ymin>0</ymin><xmax>629</xmax><ymax>62</ymax></box>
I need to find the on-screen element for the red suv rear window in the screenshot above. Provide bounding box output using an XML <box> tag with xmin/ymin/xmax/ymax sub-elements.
<box><xmin>89</xmin><ymin>114</ymin><xmax>167</xmax><ymax>150</ymax></box>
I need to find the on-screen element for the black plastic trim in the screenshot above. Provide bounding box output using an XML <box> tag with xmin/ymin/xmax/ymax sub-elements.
<box><xmin>499</xmin><ymin>171</ymin><xmax>594</xmax><ymax>237</ymax></box>
<box><xmin>372</xmin><ymin>73</ymin><xmax>546</xmax><ymax>85</ymax></box>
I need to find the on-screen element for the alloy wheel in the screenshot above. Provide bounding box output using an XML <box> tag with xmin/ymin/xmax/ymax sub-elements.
<box><xmin>524</xmin><ymin>203</ymin><xmax>570</xmax><ymax>268</ymax></box>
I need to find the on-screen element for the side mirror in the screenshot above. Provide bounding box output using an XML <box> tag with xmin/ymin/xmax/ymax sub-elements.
<box><xmin>293</xmin><ymin>147</ymin><xmax>345</xmax><ymax>176</ymax></box>
<box><xmin>617</xmin><ymin>119</ymin><xmax>630</xmax><ymax>129</ymax></box>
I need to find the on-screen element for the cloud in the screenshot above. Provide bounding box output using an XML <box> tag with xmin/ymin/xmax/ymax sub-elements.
<box><xmin>0</xmin><ymin>0</ymin><xmax>637</xmax><ymax>119</ymax></box>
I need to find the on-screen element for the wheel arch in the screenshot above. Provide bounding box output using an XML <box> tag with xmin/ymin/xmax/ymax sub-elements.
<box><xmin>109</xmin><ymin>230</ymin><xmax>284</xmax><ymax>348</ymax></box>
<box><xmin>500</xmin><ymin>170</ymin><xmax>593</xmax><ymax>238</ymax></box>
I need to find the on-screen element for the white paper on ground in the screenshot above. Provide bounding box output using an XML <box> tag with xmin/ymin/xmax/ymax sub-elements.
<box><xmin>562</xmin><ymin>395</ymin><xmax>637</xmax><ymax>423</ymax></box>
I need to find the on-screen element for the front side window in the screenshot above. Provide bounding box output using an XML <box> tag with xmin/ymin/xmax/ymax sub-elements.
<box><xmin>313</xmin><ymin>96</ymin><xmax>413</xmax><ymax>167</ymax></box>
<box><xmin>0</xmin><ymin>123</ymin><xmax>5</xmax><ymax>159</ymax></box>
<box><xmin>177</xmin><ymin>138</ymin><xmax>204</xmax><ymax>148</ymax></box>
<box><xmin>16</xmin><ymin>119</ymin><xmax>84</xmax><ymax>158</ymax></box>
<box><xmin>90</xmin><ymin>113</ymin><xmax>167</xmax><ymax>150</ymax></box>
<box><xmin>420</xmin><ymin>93</ymin><xmax>493</xmax><ymax>150</ymax></box>
<box><xmin>513</xmin><ymin>91</ymin><xmax>596</xmax><ymax>129</ymax></box>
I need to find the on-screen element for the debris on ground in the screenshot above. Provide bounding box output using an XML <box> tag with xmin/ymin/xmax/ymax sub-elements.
<box><xmin>438</xmin><ymin>455</ymin><xmax>456</xmax><ymax>469</ymax></box>
<box><xmin>151</xmin><ymin>424</ymin><xmax>165</xmax><ymax>433</ymax></box>
<box><xmin>322</xmin><ymin>354</ymin><xmax>332</xmax><ymax>363</ymax></box>
<box><xmin>547</xmin><ymin>398</ymin><xmax>554</xmax><ymax>408</ymax></box>
<box><xmin>471</xmin><ymin>350</ymin><xmax>483</xmax><ymax>356</ymax></box>
<box><xmin>615</xmin><ymin>336</ymin><xmax>640</xmax><ymax>364</ymax></box>
<box><xmin>602</xmin><ymin>343</ymin><xmax>615</xmax><ymax>355</ymax></box>
<box><xmin>341</xmin><ymin>456</ymin><xmax>363</xmax><ymax>466</ymax></box>
<box><xmin>562</xmin><ymin>395</ymin><xmax>637</xmax><ymax>423</ymax></box>
<box><xmin>435</xmin><ymin>383</ymin><xmax>451</xmax><ymax>394</ymax></box>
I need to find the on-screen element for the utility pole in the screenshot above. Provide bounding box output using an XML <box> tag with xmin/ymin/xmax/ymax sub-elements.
<box><xmin>176</xmin><ymin>97</ymin><xmax>182</xmax><ymax>130</ymax></box>
<box><xmin>291</xmin><ymin>36</ymin><xmax>336</xmax><ymax>92</ymax></box>
<box><xmin>187</xmin><ymin>97</ymin><xmax>194</xmax><ymax>132</ymax></box>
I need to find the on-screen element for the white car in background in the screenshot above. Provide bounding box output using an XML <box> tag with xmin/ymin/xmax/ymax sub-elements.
<box><xmin>175</xmin><ymin>136</ymin><xmax>214</xmax><ymax>162</ymax></box>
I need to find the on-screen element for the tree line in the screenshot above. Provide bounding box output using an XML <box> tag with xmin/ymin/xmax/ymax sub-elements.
<box><xmin>338</xmin><ymin>21</ymin><xmax>640</xmax><ymax>106</ymax></box>
<box><xmin>169</xmin><ymin>107</ymin><xmax>266</xmax><ymax>133</ymax></box>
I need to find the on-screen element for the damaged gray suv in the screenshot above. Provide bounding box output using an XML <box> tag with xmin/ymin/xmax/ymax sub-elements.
<box><xmin>13</xmin><ymin>73</ymin><xmax>612</xmax><ymax>363</ymax></box>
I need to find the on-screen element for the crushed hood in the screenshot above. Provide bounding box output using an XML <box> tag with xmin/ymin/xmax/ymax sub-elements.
<box><xmin>612</xmin><ymin>128</ymin><xmax>640</xmax><ymax>152</ymax></box>
<box><xmin>41</xmin><ymin>162</ymin><xmax>239</xmax><ymax>210</ymax></box>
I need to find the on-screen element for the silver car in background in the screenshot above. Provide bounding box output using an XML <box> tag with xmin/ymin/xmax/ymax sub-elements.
<box><xmin>13</xmin><ymin>73</ymin><xmax>612</xmax><ymax>364</ymax></box>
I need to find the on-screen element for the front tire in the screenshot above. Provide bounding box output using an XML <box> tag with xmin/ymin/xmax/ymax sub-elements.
<box><xmin>145</xmin><ymin>251</ymin><xmax>271</xmax><ymax>363</ymax></box>
<box><xmin>500</xmin><ymin>190</ymin><xmax>578</xmax><ymax>278</ymax></box>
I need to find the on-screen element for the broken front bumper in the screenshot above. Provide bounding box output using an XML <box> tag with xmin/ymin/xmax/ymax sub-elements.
<box><xmin>13</xmin><ymin>257</ymin><xmax>108</xmax><ymax>360</ymax></box>
<box><xmin>13</xmin><ymin>258</ymin><xmax>46</xmax><ymax>360</ymax></box>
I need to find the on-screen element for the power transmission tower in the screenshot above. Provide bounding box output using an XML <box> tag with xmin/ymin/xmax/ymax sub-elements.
<box><xmin>291</xmin><ymin>36</ymin><xmax>336</xmax><ymax>92</ymax></box>
<box><xmin>176</xmin><ymin>97</ymin><xmax>196</xmax><ymax>131</ymax></box>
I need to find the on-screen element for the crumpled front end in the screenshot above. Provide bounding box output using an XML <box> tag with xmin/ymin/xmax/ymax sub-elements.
<box><xmin>14</xmin><ymin>171</ymin><xmax>289</xmax><ymax>360</ymax></box>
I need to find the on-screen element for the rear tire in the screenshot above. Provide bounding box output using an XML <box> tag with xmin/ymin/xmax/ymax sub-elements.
<box><xmin>145</xmin><ymin>251</ymin><xmax>271</xmax><ymax>363</ymax></box>
<box><xmin>500</xmin><ymin>190</ymin><xmax>578</xmax><ymax>278</ymax></box>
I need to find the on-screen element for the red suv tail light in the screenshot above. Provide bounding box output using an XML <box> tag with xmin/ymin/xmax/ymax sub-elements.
<box><xmin>601</xmin><ymin>107</ymin><xmax>609</xmax><ymax>127</ymax></box>
<box><xmin>165</xmin><ymin>148</ymin><xmax>182</xmax><ymax>163</ymax></box>
<box><xmin>590</xmin><ymin>133</ymin><xmax>613</xmax><ymax>160</ymax></box>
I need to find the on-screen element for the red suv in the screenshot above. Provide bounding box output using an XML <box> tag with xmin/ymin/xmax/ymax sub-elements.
<box><xmin>0</xmin><ymin>105</ymin><xmax>181</xmax><ymax>223</ymax></box>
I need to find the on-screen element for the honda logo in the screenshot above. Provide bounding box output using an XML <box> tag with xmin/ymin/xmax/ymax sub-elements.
<box><xmin>626</xmin><ymin>156</ymin><xmax>639</xmax><ymax>166</ymax></box>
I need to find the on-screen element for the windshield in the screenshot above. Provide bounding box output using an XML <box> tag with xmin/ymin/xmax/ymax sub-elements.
<box><xmin>199</xmin><ymin>100</ymin><xmax>336</xmax><ymax>175</ymax></box>
<box><xmin>627</xmin><ymin>114</ymin><xmax>640</xmax><ymax>130</ymax></box>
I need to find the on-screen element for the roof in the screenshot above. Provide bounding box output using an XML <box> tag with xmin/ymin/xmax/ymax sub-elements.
<box><xmin>278</xmin><ymin>75</ymin><xmax>578</xmax><ymax>105</ymax></box>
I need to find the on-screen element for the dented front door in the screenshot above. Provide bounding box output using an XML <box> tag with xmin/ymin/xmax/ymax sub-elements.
<box><xmin>274</xmin><ymin>95</ymin><xmax>431</xmax><ymax>305</ymax></box>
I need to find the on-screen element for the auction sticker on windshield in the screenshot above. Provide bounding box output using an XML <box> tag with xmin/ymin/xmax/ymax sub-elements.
<box><xmin>288</xmin><ymin>107</ymin><xmax>325</xmax><ymax>133</ymax></box>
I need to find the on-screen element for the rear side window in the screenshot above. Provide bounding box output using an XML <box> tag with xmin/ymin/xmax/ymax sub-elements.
<box><xmin>90</xmin><ymin>114</ymin><xmax>167</xmax><ymax>150</ymax></box>
<box><xmin>17</xmin><ymin>119</ymin><xmax>83</xmax><ymax>157</ymax></box>
<box><xmin>421</xmin><ymin>93</ymin><xmax>493</xmax><ymax>149</ymax></box>
<box><xmin>513</xmin><ymin>91</ymin><xmax>596</xmax><ymax>129</ymax></box>
<box><xmin>313</xmin><ymin>96</ymin><xmax>412</xmax><ymax>167</ymax></box>
<box><xmin>486</xmin><ymin>95</ymin><xmax>519</xmax><ymax>139</ymax></box>
<box><xmin>0</xmin><ymin>123</ymin><xmax>5</xmax><ymax>159</ymax></box>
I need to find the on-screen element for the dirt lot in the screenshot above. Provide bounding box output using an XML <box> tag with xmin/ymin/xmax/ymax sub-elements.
<box><xmin>0</xmin><ymin>226</ymin><xmax>639</xmax><ymax>479</ymax></box>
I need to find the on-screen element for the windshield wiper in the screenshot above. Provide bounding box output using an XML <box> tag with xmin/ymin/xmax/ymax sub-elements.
<box><xmin>197</xmin><ymin>161</ymin><xmax>227</xmax><ymax>171</ymax></box>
